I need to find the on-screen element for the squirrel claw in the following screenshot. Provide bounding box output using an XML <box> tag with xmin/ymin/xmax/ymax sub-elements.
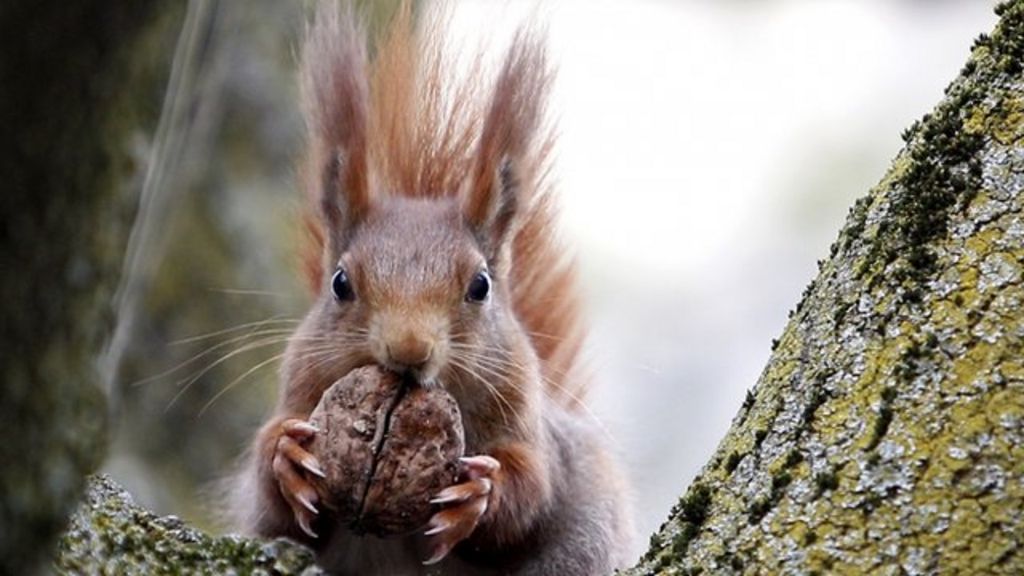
<box><xmin>422</xmin><ymin>455</ymin><xmax>498</xmax><ymax>564</ymax></box>
<box><xmin>295</xmin><ymin>490</ymin><xmax>319</xmax><ymax>515</ymax></box>
<box><xmin>458</xmin><ymin>455</ymin><xmax>500</xmax><ymax>479</ymax></box>
<box><xmin>423</xmin><ymin>517</ymin><xmax>452</xmax><ymax>536</ymax></box>
<box><xmin>297</xmin><ymin>514</ymin><xmax>318</xmax><ymax>539</ymax></box>
<box><xmin>299</xmin><ymin>456</ymin><xmax>326</xmax><ymax>479</ymax></box>
<box><xmin>422</xmin><ymin>542</ymin><xmax>453</xmax><ymax>566</ymax></box>
<box><xmin>430</xmin><ymin>477</ymin><xmax>491</xmax><ymax>505</ymax></box>
<box><xmin>283</xmin><ymin>420</ymin><xmax>320</xmax><ymax>438</ymax></box>
<box><xmin>422</xmin><ymin>497</ymin><xmax>489</xmax><ymax>564</ymax></box>
<box><xmin>271</xmin><ymin>417</ymin><xmax>322</xmax><ymax>539</ymax></box>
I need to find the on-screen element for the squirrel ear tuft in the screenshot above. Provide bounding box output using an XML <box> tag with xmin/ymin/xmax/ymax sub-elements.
<box><xmin>320</xmin><ymin>148</ymin><xmax>371</xmax><ymax>252</ymax></box>
<box><xmin>302</xmin><ymin>3</ymin><xmax>371</xmax><ymax>256</ymax></box>
<box><xmin>464</xmin><ymin>29</ymin><xmax>548</xmax><ymax>264</ymax></box>
<box><xmin>464</xmin><ymin>156</ymin><xmax>521</xmax><ymax>262</ymax></box>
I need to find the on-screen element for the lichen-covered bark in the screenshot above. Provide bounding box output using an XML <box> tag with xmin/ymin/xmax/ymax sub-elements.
<box><xmin>628</xmin><ymin>2</ymin><xmax>1024</xmax><ymax>575</ymax></box>
<box><xmin>56</xmin><ymin>475</ymin><xmax>321</xmax><ymax>575</ymax></box>
<box><xmin>0</xmin><ymin>4</ymin><xmax>180</xmax><ymax>574</ymax></box>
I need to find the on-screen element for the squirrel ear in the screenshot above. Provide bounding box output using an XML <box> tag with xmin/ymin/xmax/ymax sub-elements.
<box><xmin>464</xmin><ymin>156</ymin><xmax>520</xmax><ymax>263</ymax></box>
<box><xmin>302</xmin><ymin>2</ymin><xmax>371</xmax><ymax>257</ymax></box>
<box><xmin>320</xmin><ymin>148</ymin><xmax>370</xmax><ymax>253</ymax></box>
<box><xmin>464</xmin><ymin>29</ymin><xmax>548</xmax><ymax>265</ymax></box>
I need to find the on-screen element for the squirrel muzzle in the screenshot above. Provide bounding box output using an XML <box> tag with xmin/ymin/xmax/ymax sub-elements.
<box><xmin>371</xmin><ymin>311</ymin><xmax>448</xmax><ymax>383</ymax></box>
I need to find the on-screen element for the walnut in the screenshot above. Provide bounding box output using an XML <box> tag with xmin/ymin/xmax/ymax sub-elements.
<box><xmin>307</xmin><ymin>365</ymin><xmax>465</xmax><ymax>536</ymax></box>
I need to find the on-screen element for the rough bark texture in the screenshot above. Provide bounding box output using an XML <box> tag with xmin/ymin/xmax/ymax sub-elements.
<box><xmin>0</xmin><ymin>4</ymin><xmax>179</xmax><ymax>574</ymax></box>
<box><xmin>628</xmin><ymin>2</ymin><xmax>1024</xmax><ymax>575</ymax></box>
<box><xmin>56</xmin><ymin>475</ymin><xmax>321</xmax><ymax>575</ymax></box>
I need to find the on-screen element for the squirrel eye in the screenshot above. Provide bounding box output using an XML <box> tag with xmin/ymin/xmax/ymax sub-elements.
<box><xmin>331</xmin><ymin>268</ymin><xmax>354</xmax><ymax>302</ymax></box>
<box><xmin>466</xmin><ymin>271</ymin><xmax>491</xmax><ymax>303</ymax></box>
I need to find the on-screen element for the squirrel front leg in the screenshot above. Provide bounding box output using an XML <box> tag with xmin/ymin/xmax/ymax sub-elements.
<box><xmin>241</xmin><ymin>411</ymin><xmax>326</xmax><ymax>542</ymax></box>
<box><xmin>425</xmin><ymin>440</ymin><xmax>553</xmax><ymax>564</ymax></box>
<box><xmin>239</xmin><ymin>343</ymin><xmax>343</xmax><ymax>541</ymax></box>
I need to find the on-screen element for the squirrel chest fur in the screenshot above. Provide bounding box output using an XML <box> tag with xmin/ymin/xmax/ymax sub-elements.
<box><xmin>231</xmin><ymin>3</ymin><xmax>633</xmax><ymax>574</ymax></box>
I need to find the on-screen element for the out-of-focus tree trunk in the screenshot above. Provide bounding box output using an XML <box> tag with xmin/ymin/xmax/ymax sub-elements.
<box><xmin>0</xmin><ymin>3</ymin><xmax>180</xmax><ymax>574</ymax></box>
<box><xmin>628</xmin><ymin>2</ymin><xmax>1024</xmax><ymax>574</ymax></box>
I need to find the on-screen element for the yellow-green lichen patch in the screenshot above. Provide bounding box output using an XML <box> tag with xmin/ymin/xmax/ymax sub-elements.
<box><xmin>989</xmin><ymin>95</ymin><xmax>1024</xmax><ymax>145</ymax></box>
<box><xmin>964</xmin><ymin>105</ymin><xmax>989</xmax><ymax>136</ymax></box>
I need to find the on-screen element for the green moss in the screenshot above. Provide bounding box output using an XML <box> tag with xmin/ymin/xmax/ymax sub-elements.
<box><xmin>675</xmin><ymin>483</ymin><xmax>712</xmax><ymax>526</ymax></box>
<box><xmin>801</xmin><ymin>379</ymin><xmax>831</xmax><ymax>430</ymax></box>
<box><xmin>648</xmin><ymin>532</ymin><xmax>664</xmax><ymax>556</ymax></box>
<box><xmin>852</xmin><ymin>0</ymin><xmax>1024</xmax><ymax>297</ymax></box>
<box><xmin>793</xmin><ymin>279</ymin><xmax>818</xmax><ymax>316</ymax></box>
<box><xmin>831</xmin><ymin>301</ymin><xmax>852</xmax><ymax>328</ymax></box>
<box><xmin>865</xmin><ymin>385</ymin><xmax>899</xmax><ymax>451</ymax></box>
<box><xmin>814</xmin><ymin>469</ymin><xmax>840</xmax><ymax>497</ymax></box>
<box><xmin>748</xmin><ymin>468</ymin><xmax>796</xmax><ymax>525</ymax></box>
<box><xmin>663</xmin><ymin>483</ymin><xmax>714</xmax><ymax>559</ymax></box>
<box><xmin>56</xmin><ymin>476</ymin><xmax>321</xmax><ymax>575</ymax></box>
<box><xmin>839</xmin><ymin>195</ymin><xmax>872</xmax><ymax>251</ymax></box>
<box><xmin>772</xmin><ymin>471</ymin><xmax>793</xmax><ymax>493</ymax></box>
<box><xmin>783</xmin><ymin>450</ymin><xmax>803</xmax><ymax>469</ymax></box>
<box><xmin>753</xmin><ymin>429</ymin><xmax>768</xmax><ymax>448</ymax></box>
<box><xmin>724</xmin><ymin>452</ymin><xmax>744</xmax><ymax>474</ymax></box>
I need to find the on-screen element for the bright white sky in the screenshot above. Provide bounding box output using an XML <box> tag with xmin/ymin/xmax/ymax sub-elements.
<box><xmin>450</xmin><ymin>0</ymin><xmax>998</xmax><ymax>556</ymax></box>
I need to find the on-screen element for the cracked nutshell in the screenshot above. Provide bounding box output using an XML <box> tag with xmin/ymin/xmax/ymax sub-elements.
<box><xmin>307</xmin><ymin>365</ymin><xmax>465</xmax><ymax>536</ymax></box>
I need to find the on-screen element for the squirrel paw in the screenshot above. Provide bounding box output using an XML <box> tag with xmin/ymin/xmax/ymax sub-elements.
<box><xmin>422</xmin><ymin>455</ymin><xmax>500</xmax><ymax>565</ymax></box>
<box><xmin>271</xmin><ymin>418</ymin><xmax>325</xmax><ymax>539</ymax></box>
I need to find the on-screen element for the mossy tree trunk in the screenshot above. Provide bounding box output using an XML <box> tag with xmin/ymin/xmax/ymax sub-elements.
<box><xmin>629</xmin><ymin>3</ymin><xmax>1024</xmax><ymax>575</ymax></box>
<box><xmin>0</xmin><ymin>3</ymin><xmax>181</xmax><ymax>574</ymax></box>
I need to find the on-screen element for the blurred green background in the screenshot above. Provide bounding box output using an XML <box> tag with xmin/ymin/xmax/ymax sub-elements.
<box><xmin>102</xmin><ymin>0</ymin><xmax>999</xmax><ymax>559</ymax></box>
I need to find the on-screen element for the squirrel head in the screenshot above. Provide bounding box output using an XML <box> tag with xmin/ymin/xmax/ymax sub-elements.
<box><xmin>310</xmin><ymin>168</ymin><xmax>522</xmax><ymax>386</ymax></box>
<box><xmin>285</xmin><ymin>4</ymin><xmax>565</xmax><ymax>423</ymax></box>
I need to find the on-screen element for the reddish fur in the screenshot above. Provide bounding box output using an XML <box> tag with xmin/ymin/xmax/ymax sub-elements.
<box><xmin>476</xmin><ymin>441</ymin><xmax>552</xmax><ymax>549</ymax></box>
<box><xmin>297</xmin><ymin>3</ymin><xmax>588</xmax><ymax>408</ymax></box>
<box><xmin>300</xmin><ymin>210</ymin><xmax>326</xmax><ymax>294</ymax></box>
<box><xmin>235</xmin><ymin>5</ymin><xmax>634</xmax><ymax>572</ymax></box>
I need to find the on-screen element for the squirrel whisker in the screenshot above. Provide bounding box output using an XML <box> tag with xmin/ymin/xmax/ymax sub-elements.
<box><xmin>499</xmin><ymin>350</ymin><xmax>619</xmax><ymax>447</ymax></box>
<box><xmin>205</xmin><ymin>287</ymin><xmax>291</xmax><ymax>298</ymax></box>
<box><xmin>169</xmin><ymin>317</ymin><xmax>302</xmax><ymax>346</ymax></box>
<box><xmin>201</xmin><ymin>332</ymin><xmax>375</xmax><ymax>416</ymax></box>
<box><xmin>164</xmin><ymin>335</ymin><xmax>301</xmax><ymax>410</ymax></box>
<box><xmin>133</xmin><ymin>328</ymin><xmax>298</xmax><ymax>387</ymax></box>
<box><xmin>446</xmin><ymin>353</ymin><xmax>517</xmax><ymax>428</ymax></box>
<box><xmin>287</xmin><ymin>342</ymin><xmax>369</xmax><ymax>384</ymax></box>
<box><xmin>476</xmin><ymin>345</ymin><xmax>616</xmax><ymax>445</ymax></box>
<box><xmin>450</xmin><ymin>352</ymin><xmax>533</xmax><ymax>425</ymax></box>
<box><xmin>198</xmin><ymin>350</ymin><xmax>292</xmax><ymax>416</ymax></box>
<box><xmin>170</xmin><ymin>329</ymin><xmax>363</xmax><ymax>404</ymax></box>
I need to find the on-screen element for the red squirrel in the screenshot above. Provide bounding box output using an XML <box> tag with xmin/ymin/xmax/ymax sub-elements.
<box><xmin>231</xmin><ymin>3</ymin><xmax>633</xmax><ymax>574</ymax></box>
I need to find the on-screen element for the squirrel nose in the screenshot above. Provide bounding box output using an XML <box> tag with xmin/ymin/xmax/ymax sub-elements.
<box><xmin>386</xmin><ymin>335</ymin><xmax>433</xmax><ymax>373</ymax></box>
